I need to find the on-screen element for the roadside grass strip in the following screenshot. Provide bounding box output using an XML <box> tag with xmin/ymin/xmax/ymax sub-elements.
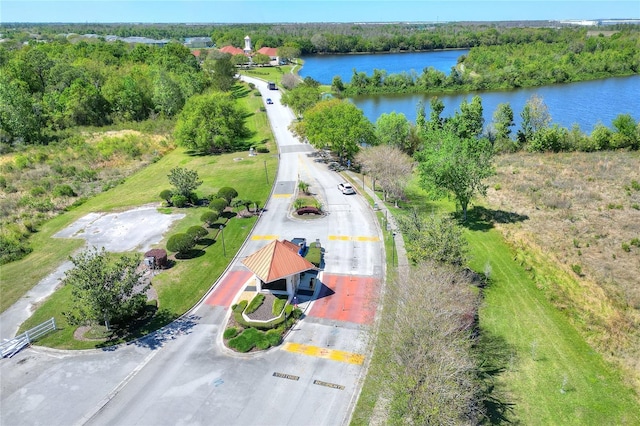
<box><xmin>205</xmin><ymin>270</ymin><xmax>253</xmax><ymax>308</ymax></box>
<box><xmin>328</xmin><ymin>235</ymin><xmax>380</xmax><ymax>242</ymax></box>
<box><xmin>251</xmin><ymin>234</ymin><xmax>279</xmax><ymax>240</ymax></box>
<box><xmin>282</xmin><ymin>342</ymin><xmax>365</xmax><ymax>365</ymax></box>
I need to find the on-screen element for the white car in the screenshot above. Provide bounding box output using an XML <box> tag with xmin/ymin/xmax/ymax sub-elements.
<box><xmin>338</xmin><ymin>182</ymin><xmax>356</xmax><ymax>195</ymax></box>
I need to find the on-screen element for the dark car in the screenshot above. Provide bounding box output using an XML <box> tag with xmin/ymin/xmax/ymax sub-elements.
<box><xmin>266</xmin><ymin>98</ymin><xmax>273</xmax><ymax>104</ymax></box>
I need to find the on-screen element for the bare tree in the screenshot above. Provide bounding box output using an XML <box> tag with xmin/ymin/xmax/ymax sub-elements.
<box><xmin>356</xmin><ymin>145</ymin><xmax>414</xmax><ymax>205</ymax></box>
<box><xmin>371</xmin><ymin>262</ymin><xmax>483</xmax><ymax>424</ymax></box>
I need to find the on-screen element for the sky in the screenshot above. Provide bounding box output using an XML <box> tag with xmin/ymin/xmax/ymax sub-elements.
<box><xmin>1</xmin><ymin>0</ymin><xmax>638</xmax><ymax>24</ymax></box>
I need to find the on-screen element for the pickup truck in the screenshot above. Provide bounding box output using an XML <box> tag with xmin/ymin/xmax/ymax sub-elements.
<box><xmin>338</xmin><ymin>182</ymin><xmax>356</xmax><ymax>195</ymax></box>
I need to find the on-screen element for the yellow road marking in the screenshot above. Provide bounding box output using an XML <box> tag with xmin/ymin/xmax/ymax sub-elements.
<box><xmin>251</xmin><ymin>235</ymin><xmax>278</xmax><ymax>240</ymax></box>
<box><xmin>272</xmin><ymin>193</ymin><xmax>292</xmax><ymax>198</ymax></box>
<box><xmin>328</xmin><ymin>235</ymin><xmax>380</xmax><ymax>242</ymax></box>
<box><xmin>282</xmin><ymin>342</ymin><xmax>365</xmax><ymax>365</ymax></box>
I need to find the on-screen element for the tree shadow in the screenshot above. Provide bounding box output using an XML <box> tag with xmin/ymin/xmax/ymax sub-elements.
<box><xmin>461</xmin><ymin>206</ymin><xmax>529</xmax><ymax>232</ymax></box>
<box><xmin>175</xmin><ymin>249</ymin><xmax>205</xmax><ymax>260</ymax></box>
<box><xmin>474</xmin><ymin>330</ymin><xmax>519</xmax><ymax>425</ymax></box>
<box><xmin>198</xmin><ymin>237</ymin><xmax>215</xmax><ymax>248</ymax></box>
<box><xmin>130</xmin><ymin>313</ymin><xmax>201</xmax><ymax>350</ymax></box>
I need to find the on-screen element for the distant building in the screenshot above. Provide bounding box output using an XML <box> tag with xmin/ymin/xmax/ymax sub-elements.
<box><xmin>184</xmin><ymin>37</ymin><xmax>213</xmax><ymax>48</ymax></box>
<box><xmin>219</xmin><ymin>45</ymin><xmax>245</xmax><ymax>56</ymax></box>
<box><xmin>257</xmin><ymin>47</ymin><xmax>281</xmax><ymax>65</ymax></box>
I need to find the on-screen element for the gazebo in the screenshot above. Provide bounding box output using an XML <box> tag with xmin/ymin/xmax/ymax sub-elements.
<box><xmin>242</xmin><ymin>240</ymin><xmax>316</xmax><ymax>295</ymax></box>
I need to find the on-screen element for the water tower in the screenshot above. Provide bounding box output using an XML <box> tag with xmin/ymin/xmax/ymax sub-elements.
<box><xmin>244</xmin><ymin>35</ymin><xmax>252</xmax><ymax>53</ymax></box>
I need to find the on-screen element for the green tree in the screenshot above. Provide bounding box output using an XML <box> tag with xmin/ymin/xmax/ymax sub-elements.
<box><xmin>63</xmin><ymin>247</ymin><xmax>147</xmax><ymax>331</ymax></box>
<box><xmin>152</xmin><ymin>70</ymin><xmax>184</xmax><ymax>116</ymax></box>
<box><xmin>299</xmin><ymin>99</ymin><xmax>375</xmax><ymax>162</ymax></box>
<box><xmin>186</xmin><ymin>225</ymin><xmax>208</xmax><ymax>243</ymax></box>
<box><xmin>397</xmin><ymin>210</ymin><xmax>468</xmax><ymax>266</ymax></box>
<box><xmin>611</xmin><ymin>113</ymin><xmax>638</xmax><ymax>149</ymax></box>
<box><xmin>201</xmin><ymin>211</ymin><xmax>219</xmax><ymax>227</ymax></box>
<box><xmin>217</xmin><ymin>187</ymin><xmax>238</xmax><ymax>203</ymax></box>
<box><xmin>166</xmin><ymin>233</ymin><xmax>196</xmax><ymax>255</ymax></box>
<box><xmin>492</xmin><ymin>102</ymin><xmax>514</xmax><ymax>142</ymax></box>
<box><xmin>252</xmin><ymin>53</ymin><xmax>271</xmax><ymax>66</ymax></box>
<box><xmin>428</xmin><ymin>96</ymin><xmax>445</xmax><ymax>131</ymax></box>
<box><xmin>0</xmin><ymin>71</ymin><xmax>43</xmax><ymax>144</ymax></box>
<box><xmin>518</xmin><ymin>94</ymin><xmax>551</xmax><ymax>145</ymax></box>
<box><xmin>448</xmin><ymin>95</ymin><xmax>484</xmax><ymax>139</ymax></box>
<box><xmin>167</xmin><ymin>167</ymin><xmax>202</xmax><ymax>198</ymax></box>
<box><xmin>203</xmin><ymin>54</ymin><xmax>236</xmax><ymax>92</ymax></box>
<box><xmin>277</xmin><ymin>46</ymin><xmax>301</xmax><ymax>63</ymax></box>
<box><xmin>280</xmin><ymin>81</ymin><xmax>322</xmax><ymax>117</ymax></box>
<box><xmin>417</xmin><ymin>129</ymin><xmax>494</xmax><ymax>221</ymax></box>
<box><xmin>174</xmin><ymin>91</ymin><xmax>249</xmax><ymax>153</ymax></box>
<box><xmin>209</xmin><ymin>197</ymin><xmax>228</xmax><ymax>214</ymax></box>
<box><xmin>375</xmin><ymin>112</ymin><xmax>411</xmax><ymax>151</ymax></box>
<box><xmin>159</xmin><ymin>189</ymin><xmax>173</xmax><ymax>204</ymax></box>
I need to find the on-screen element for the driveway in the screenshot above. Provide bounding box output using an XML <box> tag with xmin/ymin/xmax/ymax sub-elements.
<box><xmin>0</xmin><ymin>76</ymin><xmax>384</xmax><ymax>426</ymax></box>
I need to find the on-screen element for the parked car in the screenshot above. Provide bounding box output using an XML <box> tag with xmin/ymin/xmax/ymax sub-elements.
<box><xmin>338</xmin><ymin>182</ymin><xmax>356</xmax><ymax>195</ymax></box>
<box><xmin>266</xmin><ymin>98</ymin><xmax>273</xmax><ymax>104</ymax></box>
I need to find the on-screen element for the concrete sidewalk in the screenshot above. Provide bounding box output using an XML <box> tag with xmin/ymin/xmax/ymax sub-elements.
<box><xmin>345</xmin><ymin>171</ymin><xmax>410</xmax><ymax>280</ymax></box>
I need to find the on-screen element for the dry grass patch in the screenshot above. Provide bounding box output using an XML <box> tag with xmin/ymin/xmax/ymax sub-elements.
<box><xmin>486</xmin><ymin>151</ymin><xmax>640</xmax><ymax>392</ymax></box>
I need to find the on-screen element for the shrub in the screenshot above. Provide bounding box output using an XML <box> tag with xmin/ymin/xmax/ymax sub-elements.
<box><xmin>166</xmin><ymin>233</ymin><xmax>195</xmax><ymax>254</ymax></box>
<box><xmin>186</xmin><ymin>226</ymin><xmax>208</xmax><ymax>242</ymax></box>
<box><xmin>273</xmin><ymin>297</ymin><xmax>286</xmax><ymax>316</ymax></box>
<box><xmin>159</xmin><ymin>189</ymin><xmax>173</xmax><ymax>204</ymax></box>
<box><xmin>223</xmin><ymin>327</ymin><xmax>239</xmax><ymax>339</ymax></box>
<box><xmin>53</xmin><ymin>184</ymin><xmax>76</xmax><ymax>197</ymax></box>
<box><xmin>246</xmin><ymin>293</ymin><xmax>265</xmax><ymax>314</ymax></box>
<box><xmin>209</xmin><ymin>198</ymin><xmax>228</xmax><ymax>213</ymax></box>
<box><xmin>201</xmin><ymin>211</ymin><xmax>219</xmax><ymax>227</ymax></box>
<box><xmin>621</xmin><ymin>243</ymin><xmax>631</xmax><ymax>253</ymax></box>
<box><xmin>256</xmin><ymin>146</ymin><xmax>269</xmax><ymax>153</ymax></box>
<box><xmin>631</xmin><ymin>180</ymin><xmax>640</xmax><ymax>191</ymax></box>
<box><xmin>171</xmin><ymin>194</ymin><xmax>188</xmax><ymax>208</ymax></box>
<box><xmin>298</xmin><ymin>181</ymin><xmax>309</xmax><ymax>194</ymax></box>
<box><xmin>265</xmin><ymin>329</ymin><xmax>282</xmax><ymax>346</ymax></box>
<box><xmin>630</xmin><ymin>238</ymin><xmax>640</xmax><ymax>247</ymax></box>
<box><xmin>293</xmin><ymin>198</ymin><xmax>306</xmax><ymax>210</ymax></box>
<box><xmin>217</xmin><ymin>187</ymin><xmax>238</xmax><ymax>203</ymax></box>
<box><xmin>0</xmin><ymin>175</ymin><xmax>6</xmax><ymax>188</ymax></box>
<box><xmin>571</xmin><ymin>264</ymin><xmax>583</xmax><ymax>276</ymax></box>
<box><xmin>29</xmin><ymin>186</ymin><xmax>47</xmax><ymax>197</ymax></box>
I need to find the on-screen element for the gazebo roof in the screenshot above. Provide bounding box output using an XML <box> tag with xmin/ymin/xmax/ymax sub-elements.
<box><xmin>242</xmin><ymin>240</ymin><xmax>315</xmax><ymax>283</ymax></box>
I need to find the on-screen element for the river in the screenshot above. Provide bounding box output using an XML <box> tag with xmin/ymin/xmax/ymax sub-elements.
<box><xmin>300</xmin><ymin>51</ymin><xmax>640</xmax><ymax>131</ymax></box>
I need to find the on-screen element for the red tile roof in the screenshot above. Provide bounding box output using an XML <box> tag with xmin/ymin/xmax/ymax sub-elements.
<box><xmin>257</xmin><ymin>47</ymin><xmax>278</xmax><ymax>57</ymax></box>
<box><xmin>191</xmin><ymin>50</ymin><xmax>201</xmax><ymax>57</ymax></box>
<box><xmin>219</xmin><ymin>45</ymin><xmax>245</xmax><ymax>55</ymax></box>
<box><xmin>242</xmin><ymin>240</ymin><xmax>315</xmax><ymax>283</ymax></box>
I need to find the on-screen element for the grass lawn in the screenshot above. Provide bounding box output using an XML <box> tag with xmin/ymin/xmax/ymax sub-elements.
<box><xmin>466</xmin><ymin>219</ymin><xmax>639</xmax><ymax>424</ymax></box>
<box><xmin>10</xmin><ymin>83</ymin><xmax>277</xmax><ymax>348</ymax></box>
<box><xmin>352</xmin><ymin>175</ymin><xmax>640</xmax><ymax>424</ymax></box>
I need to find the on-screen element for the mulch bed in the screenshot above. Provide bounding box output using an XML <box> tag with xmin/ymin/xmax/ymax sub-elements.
<box><xmin>245</xmin><ymin>292</ymin><xmax>279</xmax><ymax>321</ymax></box>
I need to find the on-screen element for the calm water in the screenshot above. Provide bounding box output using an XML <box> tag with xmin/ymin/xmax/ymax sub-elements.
<box><xmin>300</xmin><ymin>51</ymin><xmax>640</xmax><ymax>131</ymax></box>
<box><xmin>300</xmin><ymin>50</ymin><xmax>469</xmax><ymax>85</ymax></box>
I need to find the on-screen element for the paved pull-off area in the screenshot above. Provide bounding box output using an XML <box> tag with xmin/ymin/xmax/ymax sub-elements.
<box><xmin>1</xmin><ymin>76</ymin><xmax>387</xmax><ymax>426</ymax></box>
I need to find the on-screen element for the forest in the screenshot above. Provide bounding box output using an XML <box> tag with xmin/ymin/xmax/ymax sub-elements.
<box><xmin>335</xmin><ymin>27</ymin><xmax>640</xmax><ymax>95</ymax></box>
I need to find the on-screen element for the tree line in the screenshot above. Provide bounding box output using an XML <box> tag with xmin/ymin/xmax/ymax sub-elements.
<box><xmin>6</xmin><ymin>22</ymin><xmax>637</xmax><ymax>55</ymax></box>
<box><xmin>332</xmin><ymin>28</ymin><xmax>640</xmax><ymax>96</ymax></box>
<box><xmin>0</xmin><ymin>39</ymin><xmax>213</xmax><ymax>145</ymax></box>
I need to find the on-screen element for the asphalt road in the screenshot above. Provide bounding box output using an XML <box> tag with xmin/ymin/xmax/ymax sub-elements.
<box><xmin>0</xmin><ymin>76</ymin><xmax>385</xmax><ymax>426</ymax></box>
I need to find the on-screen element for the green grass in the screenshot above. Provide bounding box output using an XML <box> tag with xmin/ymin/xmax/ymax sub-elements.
<box><xmin>465</xmin><ymin>222</ymin><xmax>639</xmax><ymax>424</ymax></box>
<box><xmin>9</xmin><ymin>82</ymin><xmax>278</xmax><ymax>348</ymax></box>
<box><xmin>351</xmin><ymin>177</ymin><xmax>640</xmax><ymax>424</ymax></box>
<box><xmin>238</xmin><ymin>64</ymin><xmax>296</xmax><ymax>89</ymax></box>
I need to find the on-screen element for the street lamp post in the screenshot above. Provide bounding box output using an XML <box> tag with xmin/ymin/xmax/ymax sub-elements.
<box><xmin>392</xmin><ymin>232</ymin><xmax>397</xmax><ymax>267</ymax></box>
<box><xmin>219</xmin><ymin>225</ymin><xmax>226</xmax><ymax>256</ymax></box>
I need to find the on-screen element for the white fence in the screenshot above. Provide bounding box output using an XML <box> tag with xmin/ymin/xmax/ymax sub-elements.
<box><xmin>1</xmin><ymin>317</ymin><xmax>56</xmax><ymax>358</ymax></box>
